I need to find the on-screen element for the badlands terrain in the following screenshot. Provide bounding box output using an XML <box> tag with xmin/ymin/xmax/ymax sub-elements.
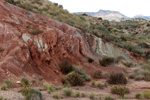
<box><xmin>0</xmin><ymin>0</ymin><xmax>150</xmax><ymax>100</ymax></box>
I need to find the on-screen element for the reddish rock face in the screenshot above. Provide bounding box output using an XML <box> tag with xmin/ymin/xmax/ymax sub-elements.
<box><xmin>0</xmin><ymin>1</ymin><xmax>123</xmax><ymax>84</ymax></box>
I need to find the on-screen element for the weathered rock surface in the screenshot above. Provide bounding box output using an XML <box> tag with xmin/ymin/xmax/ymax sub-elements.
<box><xmin>0</xmin><ymin>1</ymin><xmax>137</xmax><ymax>84</ymax></box>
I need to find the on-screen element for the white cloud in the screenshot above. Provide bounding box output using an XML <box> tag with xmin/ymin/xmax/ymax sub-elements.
<box><xmin>50</xmin><ymin>0</ymin><xmax>150</xmax><ymax>17</ymax></box>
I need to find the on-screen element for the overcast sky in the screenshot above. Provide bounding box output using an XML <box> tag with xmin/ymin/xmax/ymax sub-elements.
<box><xmin>50</xmin><ymin>0</ymin><xmax>150</xmax><ymax>17</ymax></box>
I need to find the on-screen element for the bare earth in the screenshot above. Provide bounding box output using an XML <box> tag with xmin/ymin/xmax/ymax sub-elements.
<box><xmin>0</xmin><ymin>79</ymin><xmax>150</xmax><ymax>100</ymax></box>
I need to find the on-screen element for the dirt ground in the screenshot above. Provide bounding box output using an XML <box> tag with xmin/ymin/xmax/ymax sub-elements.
<box><xmin>0</xmin><ymin>79</ymin><xmax>150</xmax><ymax>100</ymax></box>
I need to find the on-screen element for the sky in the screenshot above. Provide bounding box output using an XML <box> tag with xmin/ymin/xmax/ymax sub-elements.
<box><xmin>50</xmin><ymin>0</ymin><xmax>150</xmax><ymax>17</ymax></box>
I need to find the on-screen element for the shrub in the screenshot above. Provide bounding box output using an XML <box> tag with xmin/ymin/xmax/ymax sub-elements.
<box><xmin>111</xmin><ymin>85</ymin><xmax>129</xmax><ymax>98</ymax></box>
<box><xmin>91</xmin><ymin>81</ymin><xmax>95</xmax><ymax>87</ymax></box>
<box><xmin>66</xmin><ymin>72</ymin><xmax>84</xmax><ymax>86</ymax></box>
<box><xmin>89</xmin><ymin>93</ymin><xmax>95</xmax><ymax>100</ymax></box>
<box><xmin>143</xmin><ymin>90</ymin><xmax>150</xmax><ymax>99</ymax></box>
<box><xmin>135</xmin><ymin>75</ymin><xmax>145</xmax><ymax>80</ymax></box>
<box><xmin>102</xmin><ymin>72</ymin><xmax>109</xmax><ymax>79</ymax></box>
<box><xmin>107</xmin><ymin>72</ymin><xmax>127</xmax><ymax>85</ymax></box>
<box><xmin>21</xmin><ymin>78</ymin><xmax>30</xmax><ymax>87</ymax></box>
<box><xmin>88</xmin><ymin>58</ymin><xmax>94</xmax><ymax>63</ymax></box>
<box><xmin>63</xmin><ymin>88</ymin><xmax>72</xmax><ymax>97</ymax></box>
<box><xmin>97</xmin><ymin>82</ymin><xmax>103</xmax><ymax>89</ymax></box>
<box><xmin>98</xmin><ymin>17</ymin><xmax>102</xmax><ymax>20</ymax></box>
<box><xmin>135</xmin><ymin>93</ymin><xmax>143</xmax><ymax>99</ymax></box>
<box><xmin>93</xmin><ymin>71</ymin><xmax>101</xmax><ymax>79</ymax></box>
<box><xmin>5</xmin><ymin>0</ymin><xmax>15</xmax><ymax>4</ymax></box>
<box><xmin>131</xmin><ymin>67</ymin><xmax>150</xmax><ymax>81</ymax></box>
<box><xmin>75</xmin><ymin>92</ymin><xmax>80</xmax><ymax>98</ymax></box>
<box><xmin>142</xmin><ymin>64</ymin><xmax>150</xmax><ymax>70</ymax></box>
<box><xmin>81</xmin><ymin>92</ymin><xmax>85</xmax><ymax>97</ymax></box>
<box><xmin>73</xmin><ymin>66</ymin><xmax>91</xmax><ymax>82</ymax></box>
<box><xmin>1</xmin><ymin>85</ymin><xmax>6</xmax><ymax>91</ymax></box>
<box><xmin>0</xmin><ymin>97</ymin><xmax>7</xmax><ymax>100</ymax></box>
<box><xmin>53</xmin><ymin>93</ymin><xmax>60</xmax><ymax>99</ymax></box>
<box><xmin>100</xmin><ymin>57</ymin><xmax>115</xmax><ymax>67</ymax></box>
<box><xmin>4</xmin><ymin>80</ymin><xmax>14</xmax><ymax>88</ymax></box>
<box><xmin>59</xmin><ymin>60</ymin><xmax>73</xmax><ymax>74</ymax></box>
<box><xmin>20</xmin><ymin>88</ymin><xmax>42</xmax><ymax>100</ymax></box>
<box><xmin>122</xmin><ymin>61</ymin><xmax>133</xmax><ymax>67</ymax></box>
<box><xmin>61</xmin><ymin>78</ymin><xmax>69</xmax><ymax>86</ymax></box>
<box><xmin>29</xmin><ymin>28</ymin><xmax>42</xmax><ymax>35</ymax></box>
<box><xmin>105</xmin><ymin>95</ymin><xmax>113</xmax><ymax>100</ymax></box>
<box><xmin>43</xmin><ymin>83</ymin><xmax>54</xmax><ymax>93</ymax></box>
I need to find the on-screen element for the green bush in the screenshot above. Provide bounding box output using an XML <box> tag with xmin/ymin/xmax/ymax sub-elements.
<box><xmin>1</xmin><ymin>85</ymin><xmax>7</xmax><ymax>91</ymax></box>
<box><xmin>53</xmin><ymin>93</ymin><xmax>60</xmax><ymax>99</ymax></box>
<box><xmin>123</xmin><ymin>42</ymin><xmax>144</xmax><ymax>55</ymax></box>
<box><xmin>89</xmin><ymin>93</ymin><xmax>95</xmax><ymax>100</ymax></box>
<box><xmin>142</xmin><ymin>64</ymin><xmax>150</xmax><ymax>70</ymax></box>
<box><xmin>4</xmin><ymin>80</ymin><xmax>14</xmax><ymax>88</ymax></box>
<box><xmin>81</xmin><ymin>92</ymin><xmax>85</xmax><ymax>97</ymax></box>
<box><xmin>111</xmin><ymin>85</ymin><xmax>129</xmax><ymax>98</ymax></box>
<box><xmin>97</xmin><ymin>82</ymin><xmax>103</xmax><ymax>89</ymax></box>
<box><xmin>91</xmin><ymin>81</ymin><xmax>95</xmax><ymax>87</ymax></box>
<box><xmin>100</xmin><ymin>56</ymin><xmax>115</xmax><ymax>67</ymax></box>
<box><xmin>73</xmin><ymin>66</ymin><xmax>91</xmax><ymax>82</ymax></box>
<box><xmin>135</xmin><ymin>93</ymin><xmax>143</xmax><ymax>99</ymax></box>
<box><xmin>21</xmin><ymin>78</ymin><xmax>30</xmax><ymax>87</ymax></box>
<box><xmin>43</xmin><ymin>83</ymin><xmax>54</xmax><ymax>93</ymax></box>
<box><xmin>130</xmin><ymin>67</ymin><xmax>150</xmax><ymax>81</ymax></box>
<box><xmin>107</xmin><ymin>72</ymin><xmax>127</xmax><ymax>85</ymax></box>
<box><xmin>63</xmin><ymin>88</ymin><xmax>72</xmax><ymax>97</ymax></box>
<box><xmin>122</xmin><ymin>61</ymin><xmax>133</xmax><ymax>67</ymax></box>
<box><xmin>143</xmin><ymin>90</ymin><xmax>150</xmax><ymax>99</ymax></box>
<box><xmin>59</xmin><ymin>60</ymin><xmax>73</xmax><ymax>74</ymax></box>
<box><xmin>105</xmin><ymin>95</ymin><xmax>113</xmax><ymax>100</ymax></box>
<box><xmin>0</xmin><ymin>97</ymin><xmax>7</xmax><ymax>100</ymax></box>
<box><xmin>93</xmin><ymin>71</ymin><xmax>101</xmax><ymax>79</ymax></box>
<box><xmin>21</xmin><ymin>88</ymin><xmax>42</xmax><ymax>100</ymax></box>
<box><xmin>75</xmin><ymin>92</ymin><xmax>80</xmax><ymax>98</ymax></box>
<box><xmin>66</xmin><ymin>71</ymin><xmax>84</xmax><ymax>86</ymax></box>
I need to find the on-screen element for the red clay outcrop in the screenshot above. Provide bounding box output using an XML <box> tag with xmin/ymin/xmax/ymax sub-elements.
<box><xmin>0</xmin><ymin>1</ymin><xmax>124</xmax><ymax>84</ymax></box>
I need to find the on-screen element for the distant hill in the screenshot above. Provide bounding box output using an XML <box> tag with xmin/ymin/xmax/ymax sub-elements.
<box><xmin>75</xmin><ymin>10</ymin><xmax>129</xmax><ymax>22</ymax></box>
<box><xmin>134</xmin><ymin>15</ymin><xmax>150</xmax><ymax>20</ymax></box>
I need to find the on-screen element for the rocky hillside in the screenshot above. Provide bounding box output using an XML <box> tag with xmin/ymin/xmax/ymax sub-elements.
<box><xmin>0</xmin><ymin>0</ymin><xmax>143</xmax><ymax>84</ymax></box>
<box><xmin>76</xmin><ymin>10</ymin><xmax>129</xmax><ymax>22</ymax></box>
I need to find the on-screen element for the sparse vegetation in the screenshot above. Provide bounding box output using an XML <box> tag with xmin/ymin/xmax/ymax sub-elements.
<box><xmin>21</xmin><ymin>78</ymin><xmax>30</xmax><ymax>87</ymax></box>
<box><xmin>0</xmin><ymin>97</ymin><xmax>7</xmax><ymax>100</ymax></box>
<box><xmin>75</xmin><ymin>92</ymin><xmax>80</xmax><ymax>98</ymax></box>
<box><xmin>20</xmin><ymin>88</ymin><xmax>42</xmax><ymax>100</ymax></box>
<box><xmin>97</xmin><ymin>82</ymin><xmax>103</xmax><ymax>89</ymax></box>
<box><xmin>91</xmin><ymin>81</ymin><xmax>95</xmax><ymax>87</ymax></box>
<box><xmin>59</xmin><ymin>60</ymin><xmax>74</xmax><ymax>74</ymax></box>
<box><xmin>89</xmin><ymin>93</ymin><xmax>95</xmax><ymax>100</ymax></box>
<box><xmin>3</xmin><ymin>80</ymin><xmax>14</xmax><ymax>88</ymax></box>
<box><xmin>63</xmin><ymin>88</ymin><xmax>73</xmax><ymax>97</ymax></box>
<box><xmin>1</xmin><ymin>85</ymin><xmax>7</xmax><ymax>91</ymax></box>
<box><xmin>100</xmin><ymin>56</ymin><xmax>115</xmax><ymax>67</ymax></box>
<box><xmin>66</xmin><ymin>71</ymin><xmax>84</xmax><ymax>86</ymax></box>
<box><xmin>130</xmin><ymin>64</ymin><xmax>150</xmax><ymax>81</ymax></box>
<box><xmin>43</xmin><ymin>83</ymin><xmax>55</xmax><ymax>94</ymax></box>
<box><xmin>88</xmin><ymin>58</ymin><xmax>94</xmax><ymax>63</ymax></box>
<box><xmin>53</xmin><ymin>93</ymin><xmax>61</xmax><ymax>99</ymax></box>
<box><xmin>135</xmin><ymin>93</ymin><xmax>143</xmax><ymax>99</ymax></box>
<box><xmin>107</xmin><ymin>72</ymin><xmax>127</xmax><ymax>84</ymax></box>
<box><xmin>143</xmin><ymin>90</ymin><xmax>150</xmax><ymax>99</ymax></box>
<box><xmin>105</xmin><ymin>95</ymin><xmax>113</xmax><ymax>100</ymax></box>
<box><xmin>93</xmin><ymin>71</ymin><xmax>101</xmax><ymax>79</ymax></box>
<box><xmin>29</xmin><ymin>28</ymin><xmax>42</xmax><ymax>35</ymax></box>
<box><xmin>111</xmin><ymin>85</ymin><xmax>129</xmax><ymax>98</ymax></box>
